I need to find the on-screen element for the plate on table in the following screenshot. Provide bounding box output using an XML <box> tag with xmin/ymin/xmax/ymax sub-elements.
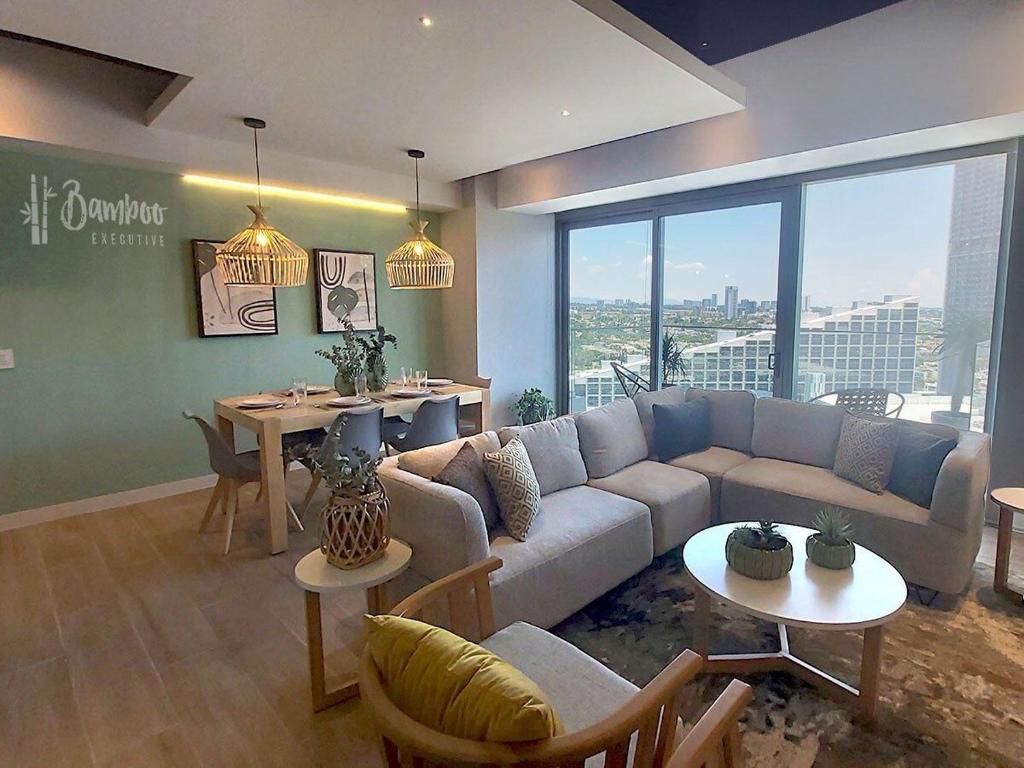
<box><xmin>306</xmin><ymin>384</ymin><xmax>332</xmax><ymax>395</ymax></box>
<box><xmin>391</xmin><ymin>388</ymin><xmax>432</xmax><ymax>398</ymax></box>
<box><xmin>238</xmin><ymin>397</ymin><xmax>285</xmax><ymax>409</ymax></box>
<box><xmin>426</xmin><ymin>378</ymin><xmax>454</xmax><ymax>387</ymax></box>
<box><xmin>327</xmin><ymin>396</ymin><xmax>372</xmax><ymax>408</ymax></box>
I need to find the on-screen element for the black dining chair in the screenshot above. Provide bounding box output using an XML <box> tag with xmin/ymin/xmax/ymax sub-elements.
<box><xmin>183</xmin><ymin>411</ymin><xmax>304</xmax><ymax>554</ymax></box>
<box><xmin>383</xmin><ymin>395</ymin><xmax>460</xmax><ymax>453</ymax></box>
<box><xmin>299</xmin><ymin>405</ymin><xmax>384</xmax><ymax>514</ymax></box>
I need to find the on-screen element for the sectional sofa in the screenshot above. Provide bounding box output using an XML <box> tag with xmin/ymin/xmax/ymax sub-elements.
<box><xmin>379</xmin><ymin>388</ymin><xmax>990</xmax><ymax>630</ymax></box>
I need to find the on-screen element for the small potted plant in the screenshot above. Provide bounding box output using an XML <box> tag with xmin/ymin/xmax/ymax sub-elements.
<box><xmin>512</xmin><ymin>388</ymin><xmax>554</xmax><ymax>425</ymax></box>
<box><xmin>313</xmin><ymin>441</ymin><xmax>390</xmax><ymax>570</ymax></box>
<box><xmin>806</xmin><ymin>506</ymin><xmax>856</xmax><ymax>570</ymax></box>
<box><xmin>316</xmin><ymin>316</ymin><xmax>365</xmax><ymax>395</ymax></box>
<box><xmin>356</xmin><ymin>324</ymin><xmax>398</xmax><ymax>392</ymax></box>
<box><xmin>725</xmin><ymin>520</ymin><xmax>794</xmax><ymax>580</ymax></box>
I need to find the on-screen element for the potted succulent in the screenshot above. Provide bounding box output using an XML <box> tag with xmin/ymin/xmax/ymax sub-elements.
<box><xmin>313</xmin><ymin>441</ymin><xmax>390</xmax><ymax>570</ymax></box>
<box><xmin>725</xmin><ymin>520</ymin><xmax>794</xmax><ymax>580</ymax></box>
<box><xmin>356</xmin><ymin>324</ymin><xmax>398</xmax><ymax>392</ymax></box>
<box><xmin>316</xmin><ymin>316</ymin><xmax>365</xmax><ymax>395</ymax></box>
<box><xmin>512</xmin><ymin>388</ymin><xmax>554</xmax><ymax>425</ymax></box>
<box><xmin>806</xmin><ymin>506</ymin><xmax>856</xmax><ymax>570</ymax></box>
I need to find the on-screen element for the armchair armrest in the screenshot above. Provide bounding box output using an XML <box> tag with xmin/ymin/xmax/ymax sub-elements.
<box><xmin>379</xmin><ymin>461</ymin><xmax>491</xmax><ymax>581</ymax></box>
<box><xmin>930</xmin><ymin>430</ymin><xmax>991</xmax><ymax>532</ymax></box>
<box><xmin>669</xmin><ymin>679</ymin><xmax>753</xmax><ymax>767</ymax></box>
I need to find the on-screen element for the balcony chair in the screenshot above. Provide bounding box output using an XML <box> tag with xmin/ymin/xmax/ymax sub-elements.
<box><xmin>359</xmin><ymin>557</ymin><xmax>753</xmax><ymax>768</ymax></box>
<box><xmin>611</xmin><ymin>361</ymin><xmax>651</xmax><ymax>399</ymax></box>
<box><xmin>808</xmin><ymin>388</ymin><xmax>905</xmax><ymax>418</ymax></box>
<box><xmin>183</xmin><ymin>411</ymin><xmax>303</xmax><ymax>554</ymax></box>
<box><xmin>297</xmin><ymin>405</ymin><xmax>384</xmax><ymax>515</ymax></box>
<box><xmin>382</xmin><ymin>394</ymin><xmax>459</xmax><ymax>453</ymax></box>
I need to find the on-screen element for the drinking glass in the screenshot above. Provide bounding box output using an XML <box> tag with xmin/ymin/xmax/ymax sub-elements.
<box><xmin>354</xmin><ymin>372</ymin><xmax>368</xmax><ymax>398</ymax></box>
<box><xmin>416</xmin><ymin>370</ymin><xmax>428</xmax><ymax>390</ymax></box>
<box><xmin>291</xmin><ymin>378</ymin><xmax>307</xmax><ymax>406</ymax></box>
<box><xmin>400</xmin><ymin>367</ymin><xmax>411</xmax><ymax>388</ymax></box>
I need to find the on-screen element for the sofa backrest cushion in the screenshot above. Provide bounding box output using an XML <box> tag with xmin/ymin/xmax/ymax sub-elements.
<box><xmin>574</xmin><ymin>398</ymin><xmax>649</xmax><ymax>478</ymax></box>
<box><xmin>398</xmin><ymin>431</ymin><xmax>501</xmax><ymax>479</ymax></box>
<box><xmin>633</xmin><ymin>386</ymin><xmax>688</xmax><ymax>457</ymax></box>
<box><xmin>751</xmin><ymin>398</ymin><xmax>845</xmax><ymax>468</ymax></box>
<box><xmin>684</xmin><ymin>388</ymin><xmax>756</xmax><ymax>453</ymax></box>
<box><xmin>499</xmin><ymin>416</ymin><xmax>588</xmax><ymax>496</ymax></box>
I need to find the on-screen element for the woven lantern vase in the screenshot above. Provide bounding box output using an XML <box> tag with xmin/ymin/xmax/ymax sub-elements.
<box><xmin>385</xmin><ymin>220</ymin><xmax>454</xmax><ymax>289</ymax></box>
<box><xmin>319</xmin><ymin>486</ymin><xmax>391</xmax><ymax>570</ymax></box>
<box><xmin>216</xmin><ymin>205</ymin><xmax>308</xmax><ymax>287</ymax></box>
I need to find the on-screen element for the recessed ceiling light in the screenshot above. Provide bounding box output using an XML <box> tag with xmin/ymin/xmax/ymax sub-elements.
<box><xmin>419</xmin><ymin>16</ymin><xmax>433</xmax><ymax>27</ymax></box>
<box><xmin>561</xmin><ymin>109</ymin><xmax>571</xmax><ymax>117</ymax></box>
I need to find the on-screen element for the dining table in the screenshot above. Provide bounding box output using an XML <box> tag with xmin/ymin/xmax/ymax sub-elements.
<box><xmin>213</xmin><ymin>381</ymin><xmax>490</xmax><ymax>554</ymax></box>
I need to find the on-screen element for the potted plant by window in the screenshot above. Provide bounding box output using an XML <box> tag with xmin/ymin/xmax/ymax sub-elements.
<box><xmin>512</xmin><ymin>388</ymin><xmax>554</xmax><ymax>425</ymax></box>
<box><xmin>806</xmin><ymin>506</ymin><xmax>856</xmax><ymax>570</ymax></box>
<box><xmin>316</xmin><ymin>316</ymin><xmax>365</xmax><ymax>396</ymax></box>
<box><xmin>313</xmin><ymin>442</ymin><xmax>390</xmax><ymax>570</ymax></box>
<box><xmin>356</xmin><ymin>325</ymin><xmax>398</xmax><ymax>392</ymax></box>
<box><xmin>725</xmin><ymin>520</ymin><xmax>794</xmax><ymax>580</ymax></box>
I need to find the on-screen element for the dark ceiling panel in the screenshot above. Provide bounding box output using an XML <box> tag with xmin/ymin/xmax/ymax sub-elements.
<box><xmin>612</xmin><ymin>0</ymin><xmax>904</xmax><ymax>64</ymax></box>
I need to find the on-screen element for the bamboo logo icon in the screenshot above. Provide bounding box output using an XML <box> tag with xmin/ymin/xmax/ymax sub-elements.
<box><xmin>20</xmin><ymin>174</ymin><xmax>57</xmax><ymax>245</ymax></box>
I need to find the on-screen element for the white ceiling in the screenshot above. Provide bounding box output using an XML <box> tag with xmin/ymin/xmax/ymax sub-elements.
<box><xmin>0</xmin><ymin>0</ymin><xmax>744</xmax><ymax>182</ymax></box>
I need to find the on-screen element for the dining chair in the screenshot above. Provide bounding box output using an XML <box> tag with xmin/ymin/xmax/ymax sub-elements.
<box><xmin>459</xmin><ymin>375</ymin><xmax>491</xmax><ymax>436</ymax></box>
<box><xmin>299</xmin><ymin>405</ymin><xmax>384</xmax><ymax>515</ymax></box>
<box><xmin>183</xmin><ymin>411</ymin><xmax>304</xmax><ymax>554</ymax></box>
<box><xmin>382</xmin><ymin>395</ymin><xmax>459</xmax><ymax>453</ymax></box>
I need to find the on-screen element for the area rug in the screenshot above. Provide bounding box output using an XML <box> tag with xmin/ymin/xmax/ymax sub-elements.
<box><xmin>552</xmin><ymin>551</ymin><xmax>1024</xmax><ymax>767</ymax></box>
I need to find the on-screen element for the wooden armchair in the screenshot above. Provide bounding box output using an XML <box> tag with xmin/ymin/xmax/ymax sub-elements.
<box><xmin>359</xmin><ymin>557</ymin><xmax>752</xmax><ymax>767</ymax></box>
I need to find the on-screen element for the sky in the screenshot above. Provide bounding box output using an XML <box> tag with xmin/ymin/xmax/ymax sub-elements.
<box><xmin>569</xmin><ymin>163</ymin><xmax>961</xmax><ymax>310</ymax></box>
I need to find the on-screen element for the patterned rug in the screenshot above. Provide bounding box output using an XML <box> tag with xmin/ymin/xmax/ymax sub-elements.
<box><xmin>552</xmin><ymin>551</ymin><xmax>1024</xmax><ymax>767</ymax></box>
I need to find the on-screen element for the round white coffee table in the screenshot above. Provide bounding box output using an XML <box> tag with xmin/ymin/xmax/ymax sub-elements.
<box><xmin>294</xmin><ymin>539</ymin><xmax>411</xmax><ymax>712</ymax></box>
<box><xmin>683</xmin><ymin>522</ymin><xmax>907</xmax><ymax>721</ymax></box>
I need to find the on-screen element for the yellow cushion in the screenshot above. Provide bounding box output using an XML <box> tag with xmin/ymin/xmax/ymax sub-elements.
<box><xmin>364</xmin><ymin>615</ymin><xmax>562</xmax><ymax>742</ymax></box>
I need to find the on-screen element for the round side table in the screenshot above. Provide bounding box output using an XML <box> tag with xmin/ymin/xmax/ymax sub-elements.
<box><xmin>294</xmin><ymin>539</ymin><xmax>412</xmax><ymax>712</ymax></box>
<box><xmin>989</xmin><ymin>488</ymin><xmax>1024</xmax><ymax>603</ymax></box>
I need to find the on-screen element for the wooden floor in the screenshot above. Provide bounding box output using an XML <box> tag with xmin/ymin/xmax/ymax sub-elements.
<box><xmin>2</xmin><ymin>475</ymin><xmax>1023</xmax><ymax>768</ymax></box>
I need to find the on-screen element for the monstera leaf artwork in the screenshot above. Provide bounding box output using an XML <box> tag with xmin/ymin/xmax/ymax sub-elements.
<box><xmin>314</xmin><ymin>249</ymin><xmax>378</xmax><ymax>333</ymax></box>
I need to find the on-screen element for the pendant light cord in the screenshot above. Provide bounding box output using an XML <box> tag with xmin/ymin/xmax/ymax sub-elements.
<box><xmin>414</xmin><ymin>155</ymin><xmax>421</xmax><ymax>221</ymax></box>
<box><xmin>253</xmin><ymin>125</ymin><xmax>262</xmax><ymax>208</ymax></box>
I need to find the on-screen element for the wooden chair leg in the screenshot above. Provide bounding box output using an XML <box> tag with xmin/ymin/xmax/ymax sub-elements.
<box><xmin>200</xmin><ymin>478</ymin><xmax>226</xmax><ymax>532</ymax></box>
<box><xmin>302</xmin><ymin>471</ymin><xmax>322</xmax><ymax>513</ymax></box>
<box><xmin>287</xmin><ymin>501</ymin><xmax>305</xmax><ymax>532</ymax></box>
<box><xmin>255</xmin><ymin>481</ymin><xmax>264</xmax><ymax>504</ymax></box>
<box><xmin>224</xmin><ymin>481</ymin><xmax>238</xmax><ymax>555</ymax></box>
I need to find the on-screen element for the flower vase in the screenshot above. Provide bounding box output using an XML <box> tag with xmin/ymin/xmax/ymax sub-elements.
<box><xmin>334</xmin><ymin>370</ymin><xmax>356</xmax><ymax>396</ymax></box>
<box><xmin>366</xmin><ymin>353</ymin><xmax>389</xmax><ymax>392</ymax></box>
<box><xmin>319</xmin><ymin>487</ymin><xmax>391</xmax><ymax>569</ymax></box>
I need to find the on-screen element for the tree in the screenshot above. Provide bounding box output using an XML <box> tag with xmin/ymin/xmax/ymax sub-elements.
<box><xmin>662</xmin><ymin>333</ymin><xmax>689</xmax><ymax>385</ymax></box>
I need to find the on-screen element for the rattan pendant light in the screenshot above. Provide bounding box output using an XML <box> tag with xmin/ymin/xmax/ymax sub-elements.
<box><xmin>216</xmin><ymin>118</ymin><xmax>308</xmax><ymax>287</ymax></box>
<box><xmin>385</xmin><ymin>150</ymin><xmax>454</xmax><ymax>289</ymax></box>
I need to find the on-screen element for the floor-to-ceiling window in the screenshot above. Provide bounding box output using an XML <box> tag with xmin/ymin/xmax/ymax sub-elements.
<box><xmin>557</xmin><ymin>142</ymin><xmax>1014</xmax><ymax>433</ymax></box>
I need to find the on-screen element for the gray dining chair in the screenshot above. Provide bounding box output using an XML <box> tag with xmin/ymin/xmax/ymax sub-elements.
<box><xmin>299</xmin><ymin>405</ymin><xmax>384</xmax><ymax>514</ymax></box>
<box><xmin>183</xmin><ymin>411</ymin><xmax>303</xmax><ymax>554</ymax></box>
<box><xmin>383</xmin><ymin>395</ymin><xmax>460</xmax><ymax>453</ymax></box>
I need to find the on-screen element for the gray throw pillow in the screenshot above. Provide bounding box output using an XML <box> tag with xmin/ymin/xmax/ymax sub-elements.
<box><xmin>434</xmin><ymin>442</ymin><xmax>501</xmax><ymax>530</ymax></box>
<box><xmin>483</xmin><ymin>437</ymin><xmax>541</xmax><ymax>541</ymax></box>
<box><xmin>832</xmin><ymin>412</ymin><xmax>899</xmax><ymax>494</ymax></box>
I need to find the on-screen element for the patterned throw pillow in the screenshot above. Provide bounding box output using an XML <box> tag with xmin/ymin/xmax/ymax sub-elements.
<box><xmin>832</xmin><ymin>412</ymin><xmax>899</xmax><ymax>493</ymax></box>
<box><xmin>483</xmin><ymin>437</ymin><xmax>542</xmax><ymax>541</ymax></box>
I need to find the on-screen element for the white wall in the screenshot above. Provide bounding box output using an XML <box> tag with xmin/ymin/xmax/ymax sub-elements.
<box><xmin>498</xmin><ymin>0</ymin><xmax>1024</xmax><ymax>212</ymax></box>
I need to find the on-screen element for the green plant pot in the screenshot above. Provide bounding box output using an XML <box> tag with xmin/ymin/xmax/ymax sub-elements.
<box><xmin>725</xmin><ymin>531</ymin><xmax>794</xmax><ymax>580</ymax></box>
<box><xmin>334</xmin><ymin>370</ymin><xmax>355</xmax><ymax>396</ymax></box>
<box><xmin>806</xmin><ymin>534</ymin><xmax>856</xmax><ymax>570</ymax></box>
<box><xmin>366</xmin><ymin>353</ymin><xmax>389</xmax><ymax>392</ymax></box>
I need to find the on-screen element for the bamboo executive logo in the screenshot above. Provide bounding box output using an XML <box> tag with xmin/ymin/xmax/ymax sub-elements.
<box><xmin>21</xmin><ymin>173</ymin><xmax>169</xmax><ymax>247</ymax></box>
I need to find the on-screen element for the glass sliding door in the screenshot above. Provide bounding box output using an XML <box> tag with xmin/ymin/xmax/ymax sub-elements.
<box><xmin>566</xmin><ymin>219</ymin><xmax>653</xmax><ymax>412</ymax></box>
<box><xmin>660</xmin><ymin>202</ymin><xmax>784</xmax><ymax>395</ymax></box>
<box><xmin>797</xmin><ymin>154</ymin><xmax>1007</xmax><ymax>430</ymax></box>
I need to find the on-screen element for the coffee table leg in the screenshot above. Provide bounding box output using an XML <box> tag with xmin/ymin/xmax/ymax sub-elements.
<box><xmin>995</xmin><ymin>504</ymin><xmax>1013</xmax><ymax>595</ymax></box>
<box><xmin>304</xmin><ymin>590</ymin><xmax>358</xmax><ymax>713</ymax></box>
<box><xmin>693</xmin><ymin>587</ymin><xmax>711</xmax><ymax>659</ymax></box>
<box><xmin>859</xmin><ymin>625</ymin><xmax>883</xmax><ymax>721</ymax></box>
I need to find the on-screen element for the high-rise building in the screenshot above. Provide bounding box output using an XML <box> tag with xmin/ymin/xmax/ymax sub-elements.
<box><xmin>710</xmin><ymin>293</ymin><xmax>718</xmax><ymax>309</ymax></box>
<box><xmin>724</xmin><ymin>285</ymin><xmax>739</xmax><ymax>320</ymax></box>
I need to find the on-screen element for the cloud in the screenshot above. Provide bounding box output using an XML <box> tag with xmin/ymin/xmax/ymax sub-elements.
<box><xmin>666</xmin><ymin>260</ymin><xmax>706</xmax><ymax>273</ymax></box>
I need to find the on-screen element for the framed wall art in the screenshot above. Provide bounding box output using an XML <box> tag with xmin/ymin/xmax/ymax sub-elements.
<box><xmin>191</xmin><ymin>239</ymin><xmax>278</xmax><ymax>337</ymax></box>
<box><xmin>314</xmin><ymin>249</ymin><xmax>378</xmax><ymax>332</ymax></box>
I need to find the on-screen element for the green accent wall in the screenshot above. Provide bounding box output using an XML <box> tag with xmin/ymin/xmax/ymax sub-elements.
<box><xmin>0</xmin><ymin>145</ymin><xmax>443</xmax><ymax>516</ymax></box>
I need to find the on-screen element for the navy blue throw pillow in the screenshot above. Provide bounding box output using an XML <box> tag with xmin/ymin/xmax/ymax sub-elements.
<box><xmin>653</xmin><ymin>398</ymin><xmax>711</xmax><ymax>462</ymax></box>
<box><xmin>887</xmin><ymin>425</ymin><xmax>957</xmax><ymax>508</ymax></box>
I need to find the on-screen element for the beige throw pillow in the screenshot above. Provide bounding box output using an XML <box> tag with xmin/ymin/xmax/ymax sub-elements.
<box><xmin>483</xmin><ymin>437</ymin><xmax>541</xmax><ymax>541</ymax></box>
<box><xmin>833</xmin><ymin>412</ymin><xmax>899</xmax><ymax>494</ymax></box>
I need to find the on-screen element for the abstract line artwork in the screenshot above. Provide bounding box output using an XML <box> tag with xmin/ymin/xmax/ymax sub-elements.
<box><xmin>192</xmin><ymin>239</ymin><xmax>278</xmax><ymax>337</ymax></box>
<box><xmin>314</xmin><ymin>249</ymin><xmax>378</xmax><ymax>332</ymax></box>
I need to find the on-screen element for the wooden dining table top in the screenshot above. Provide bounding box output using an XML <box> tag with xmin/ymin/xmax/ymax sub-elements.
<box><xmin>214</xmin><ymin>382</ymin><xmax>486</xmax><ymax>434</ymax></box>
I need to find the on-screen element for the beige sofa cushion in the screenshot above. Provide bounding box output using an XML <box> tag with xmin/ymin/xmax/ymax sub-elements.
<box><xmin>499</xmin><ymin>417</ymin><xmax>587</xmax><ymax>496</ymax></box>
<box><xmin>751</xmin><ymin>398</ymin><xmax>845</xmax><ymax>468</ymax></box>
<box><xmin>589</xmin><ymin>461</ymin><xmax>710</xmax><ymax>556</ymax></box>
<box><xmin>490</xmin><ymin>486</ymin><xmax>653</xmax><ymax>630</ymax></box>
<box><xmin>633</xmin><ymin>386</ymin><xmax>689</xmax><ymax>457</ymax></box>
<box><xmin>684</xmin><ymin>388</ymin><xmax>756</xmax><ymax>453</ymax></box>
<box><xmin>574</xmin><ymin>399</ymin><xmax>649</xmax><ymax>478</ymax></box>
<box><xmin>669</xmin><ymin>447</ymin><xmax>751</xmax><ymax>521</ymax></box>
<box><xmin>398</xmin><ymin>432</ymin><xmax>501</xmax><ymax>478</ymax></box>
